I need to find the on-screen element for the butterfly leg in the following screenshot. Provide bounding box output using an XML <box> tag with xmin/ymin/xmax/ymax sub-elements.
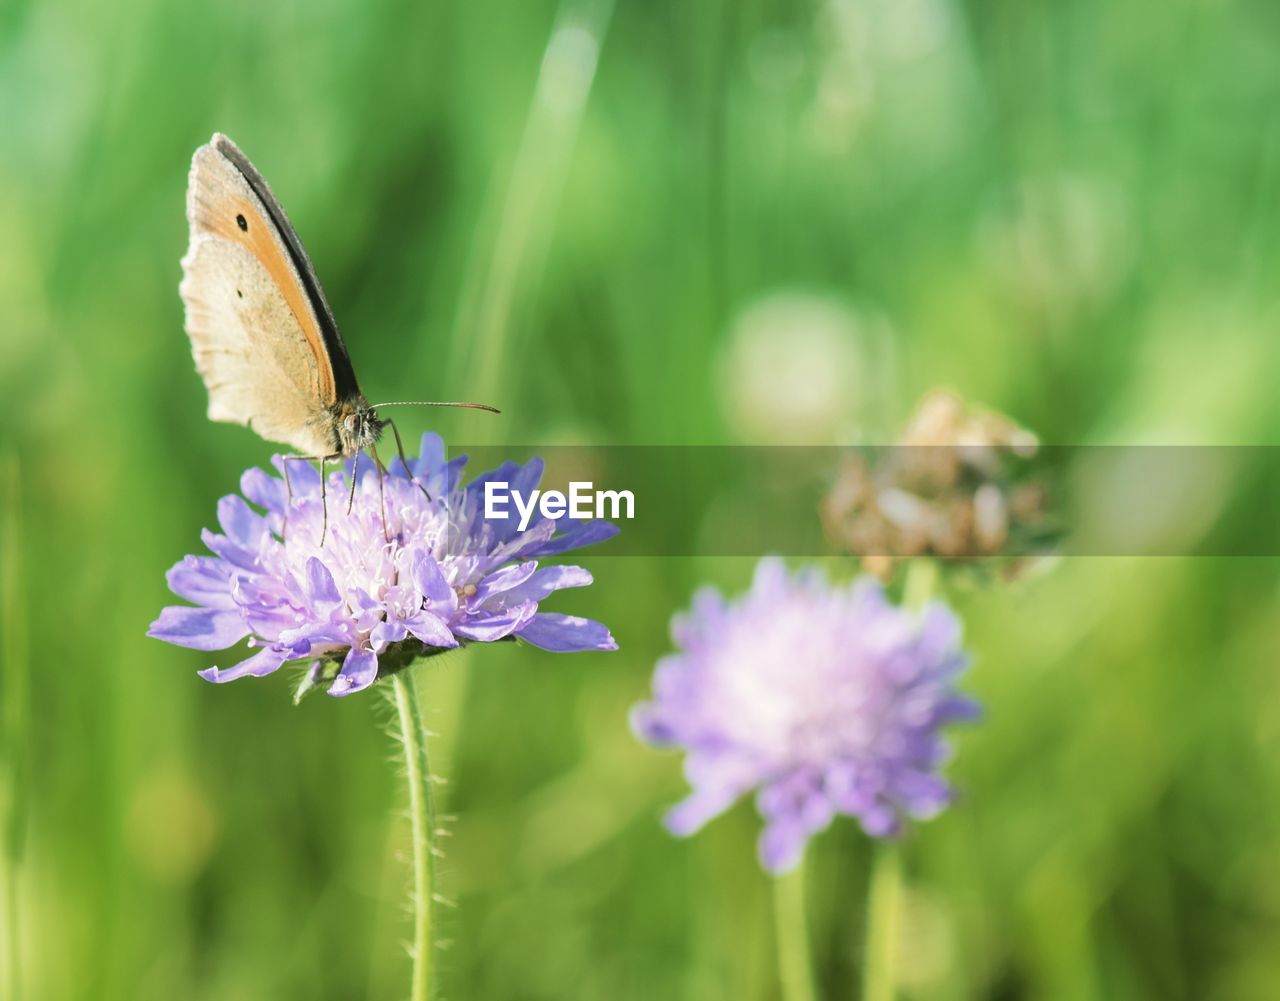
<box><xmin>318</xmin><ymin>456</ymin><xmax>328</xmax><ymax>546</ymax></box>
<box><xmin>368</xmin><ymin>442</ymin><xmax>392</xmax><ymax>544</ymax></box>
<box><xmin>385</xmin><ymin>417</ymin><xmax>432</xmax><ymax>501</ymax></box>
<box><xmin>282</xmin><ymin>453</ymin><xmax>340</xmax><ymax>546</ymax></box>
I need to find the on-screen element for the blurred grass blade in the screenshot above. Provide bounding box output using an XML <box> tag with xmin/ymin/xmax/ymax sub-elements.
<box><xmin>1</xmin><ymin>454</ymin><xmax>28</xmax><ymax>1001</ymax></box>
<box><xmin>449</xmin><ymin>0</ymin><xmax>615</xmax><ymax>412</ymax></box>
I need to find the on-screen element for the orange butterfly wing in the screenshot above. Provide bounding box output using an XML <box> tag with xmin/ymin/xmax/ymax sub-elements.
<box><xmin>179</xmin><ymin>134</ymin><xmax>361</xmax><ymax>456</ymax></box>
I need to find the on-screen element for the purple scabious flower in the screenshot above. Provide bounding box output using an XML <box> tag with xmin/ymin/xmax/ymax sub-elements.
<box><xmin>631</xmin><ymin>558</ymin><xmax>978</xmax><ymax>873</ymax></box>
<box><xmin>149</xmin><ymin>434</ymin><xmax>618</xmax><ymax>697</ymax></box>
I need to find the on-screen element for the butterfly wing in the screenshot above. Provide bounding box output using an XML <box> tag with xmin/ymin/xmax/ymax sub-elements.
<box><xmin>181</xmin><ymin>236</ymin><xmax>339</xmax><ymax>456</ymax></box>
<box><xmin>179</xmin><ymin>133</ymin><xmax>362</xmax><ymax>456</ymax></box>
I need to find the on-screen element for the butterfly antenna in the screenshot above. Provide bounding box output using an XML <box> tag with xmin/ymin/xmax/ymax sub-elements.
<box><xmin>371</xmin><ymin>400</ymin><xmax>501</xmax><ymax>414</ymax></box>
<box><xmin>385</xmin><ymin>417</ymin><xmax>433</xmax><ymax>502</ymax></box>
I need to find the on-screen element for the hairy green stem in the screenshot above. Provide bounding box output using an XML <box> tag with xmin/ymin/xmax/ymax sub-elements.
<box><xmin>393</xmin><ymin>669</ymin><xmax>437</xmax><ymax>1001</ymax></box>
<box><xmin>774</xmin><ymin>858</ymin><xmax>818</xmax><ymax>1001</ymax></box>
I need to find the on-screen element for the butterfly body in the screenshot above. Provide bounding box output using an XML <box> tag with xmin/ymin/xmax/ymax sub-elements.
<box><xmin>332</xmin><ymin>398</ymin><xmax>387</xmax><ymax>458</ymax></box>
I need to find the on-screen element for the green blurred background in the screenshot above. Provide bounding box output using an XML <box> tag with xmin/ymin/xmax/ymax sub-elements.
<box><xmin>4</xmin><ymin>0</ymin><xmax>1280</xmax><ymax>998</ymax></box>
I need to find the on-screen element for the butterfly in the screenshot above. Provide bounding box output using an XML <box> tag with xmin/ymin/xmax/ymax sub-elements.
<box><xmin>179</xmin><ymin>133</ymin><xmax>496</xmax><ymax>534</ymax></box>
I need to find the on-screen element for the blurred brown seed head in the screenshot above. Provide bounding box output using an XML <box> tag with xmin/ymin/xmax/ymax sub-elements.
<box><xmin>822</xmin><ymin>389</ymin><xmax>1051</xmax><ymax>577</ymax></box>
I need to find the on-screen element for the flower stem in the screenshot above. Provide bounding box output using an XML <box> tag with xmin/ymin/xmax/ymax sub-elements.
<box><xmin>861</xmin><ymin>559</ymin><xmax>933</xmax><ymax>1000</ymax></box>
<box><xmin>903</xmin><ymin>557</ymin><xmax>938</xmax><ymax>612</ymax></box>
<box><xmin>392</xmin><ymin>669</ymin><xmax>437</xmax><ymax>1001</ymax></box>
<box><xmin>774</xmin><ymin>858</ymin><xmax>818</xmax><ymax>1001</ymax></box>
<box><xmin>862</xmin><ymin>840</ymin><xmax>902</xmax><ymax>1001</ymax></box>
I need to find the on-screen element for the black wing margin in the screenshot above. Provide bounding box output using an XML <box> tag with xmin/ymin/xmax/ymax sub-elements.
<box><xmin>212</xmin><ymin>134</ymin><xmax>363</xmax><ymax>403</ymax></box>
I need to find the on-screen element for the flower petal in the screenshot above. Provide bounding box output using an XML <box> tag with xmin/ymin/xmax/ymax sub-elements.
<box><xmin>198</xmin><ymin>644</ymin><xmax>290</xmax><ymax>683</ymax></box>
<box><xmin>427</xmin><ymin>455</ymin><xmax>469</xmax><ymax>497</ymax></box>
<box><xmin>857</xmin><ymin>804</ymin><xmax>902</xmax><ymax>838</ymax></box>
<box><xmin>474</xmin><ymin>561</ymin><xmax>538</xmax><ymax>603</ymax></box>
<box><xmin>149</xmin><ymin>606</ymin><xmax>249</xmax><ymax>651</ymax></box>
<box><xmin>467</xmin><ymin>460</ymin><xmax>531</xmax><ymax>541</ymax></box>
<box><xmin>629</xmin><ymin>702</ymin><xmax>677</xmax><ymax>745</ymax></box>
<box><xmin>527</xmin><ymin>519</ymin><xmax>619</xmax><ymax>557</ymax></box>
<box><xmin>517</xmin><ymin>613</ymin><xmax>617</xmax><ymax>652</ymax></box>
<box><xmin>303</xmin><ymin>557</ymin><xmax>342</xmax><ymax>605</ymax></box>
<box><xmin>751</xmin><ymin>556</ymin><xmax>790</xmax><ymax>597</ymax></box>
<box><xmin>758</xmin><ymin>816</ymin><xmax>809</xmax><ymax>874</ymax></box>
<box><xmin>893</xmin><ymin>770</ymin><xmax>953</xmax><ymax>819</ymax></box>
<box><xmin>663</xmin><ymin>785</ymin><xmax>739</xmax><ymax>837</ymax></box>
<box><xmin>933</xmin><ymin>695</ymin><xmax>982</xmax><ymax>724</ymax></box>
<box><xmin>370</xmin><ymin>619</ymin><xmax>409</xmax><ymax>651</ymax></box>
<box><xmin>488</xmin><ymin>519</ymin><xmax>557</xmax><ymax>565</ymax></box>
<box><xmin>328</xmin><ymin>647</ymin><xmax>379</xmax><ymax>697</ymax></box>
<box><xmin>241</xmin><ymin>466</ymin><xmax>287</xmax><ymax>514</ymax></box>
<box><xmin>488</xmin><ymin>565</ymin><xmax>592</xmax><ymax>608</ymax></box>
<box><xmin>218</xmin><ymin>494</ymin><xmax>269</xmax><ymax>547</ymax></box>
<box><xmin>200</xmin><ymin>528</ymin><xmax>259</xmax><ymax>572</ymax></box>
<box><xmin>271</xmin><ymin>454</ymin><xmax>320</xmax><ymax>491</ymax></box>
<box><xmin>412</xmin><ymin>556</ymin><xmax>458</xmax><ymax>620</ymax></box>
<box><xmin>404</xmin><ymin>610</ymin><xmax>459</xmax><ymax>650</ymax></box>
<box><xmin>275</xmin><ymin>620</ymin><xmax>352</xmax><ymax>652</ymax></box>
<box><xmin>454</xmin><ymin>601</ymin><xmax>537</xmax><ymax>642</ymax></box>
<box><xmin>916</xmin><ymin>602</ymin><xmax>962</xmax><ymax>662</ymax></box>
<box><xmin>409</xmin><ymin>432</ymin><xmax>446</xmax><ymax>481</ymax></box>
<box><xmin>165</xmin><ymin>556</ymin><xmax>235</xmax><ymax>608</ymax></box>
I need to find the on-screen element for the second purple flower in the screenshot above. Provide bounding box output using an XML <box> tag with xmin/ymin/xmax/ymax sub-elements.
<box><xmin>632</xmin><ymin>558</ymin><xmax>978</xmax><ymax>872</ymax></box>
